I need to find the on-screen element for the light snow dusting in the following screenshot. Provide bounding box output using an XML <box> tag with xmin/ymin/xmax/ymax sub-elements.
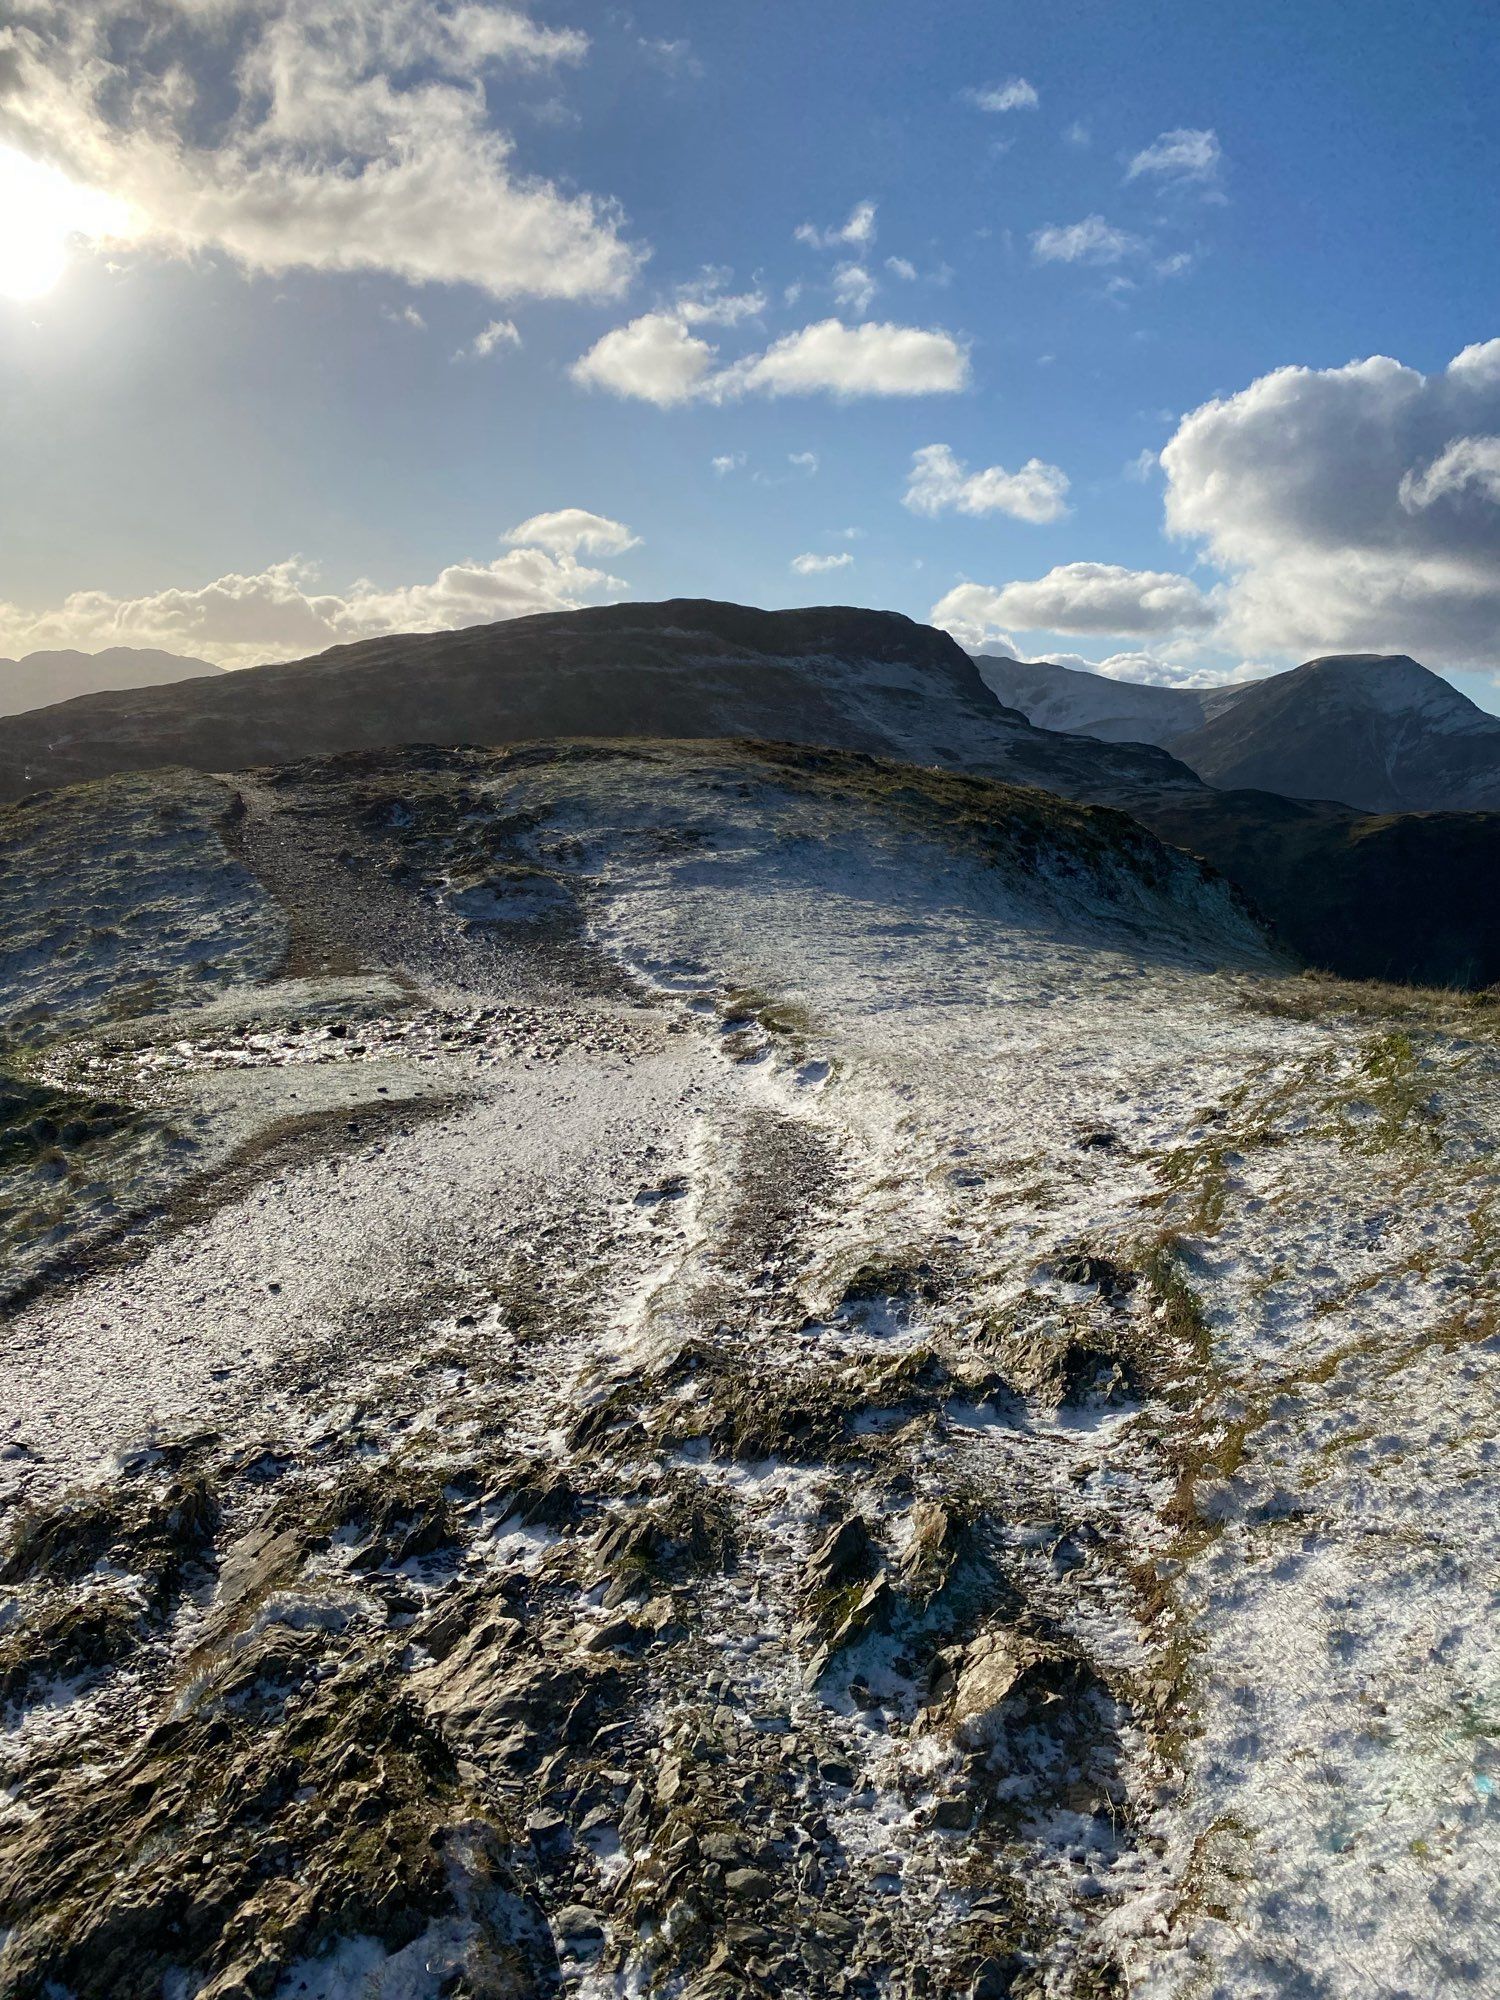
<box><xmin>0</xmin><ymin>743</ymin><xmax>1495</xmax><ymax>1999</ymax></box>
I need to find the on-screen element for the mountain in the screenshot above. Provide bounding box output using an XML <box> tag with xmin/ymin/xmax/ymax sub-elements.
<box><xmin>0</xmin><ymin>599</ymin><xmax>1196</xmax><ymax>803</ymax></box>
<box><xmin>977</xmin><ymin>648</ymin><xmax>1500</xmax><ymax>815</ymax></box>
<box><xmin>0</xmin><ymin>599</ymin><xmax>1496</xmax><ymax>988</ymax></box>
<box><xmin>0</xmin><ymin>646</ymin><xmax>218</xmax><ymax>718</ymax></box>
<box><xmin>974</xmin><ymin>651</ymin><xmax>1252</xmax><ymax>745</ymax></box>
<box><xmin>1165</xmin><ymin>653</ymin><xmax>1500</xmax><ymax>812</ymax></box>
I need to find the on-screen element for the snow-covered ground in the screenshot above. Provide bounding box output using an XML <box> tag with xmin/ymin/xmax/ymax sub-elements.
<box><xmin>0</xmin><ymin>745</ymin><xmax>1495</xmax><ymax>2000</ymax></box>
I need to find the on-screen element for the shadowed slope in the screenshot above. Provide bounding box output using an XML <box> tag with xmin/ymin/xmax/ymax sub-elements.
<box><xmin>0</xmin><ymin>601</ymin><xmax>1191</xmax><ymax>805</ymax></box>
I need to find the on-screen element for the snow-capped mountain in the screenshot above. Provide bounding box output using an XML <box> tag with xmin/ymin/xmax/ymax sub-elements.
<box><xmin>973</xmin><ymin>651</ymin><xmax>1251</xmax><ymax>746</ymax></box>
<box><xmin>976</xmin><ymin>649</ymin><xmax>1500</xmax><ymax>814</ymax></box>
<box><xmin>1167</xmin><ymin>653</ymin><xmax>1500</xmax><ymax>812</ymax></box>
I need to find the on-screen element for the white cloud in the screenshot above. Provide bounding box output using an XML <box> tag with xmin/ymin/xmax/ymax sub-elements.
<box><xmin>1127</xmin><ymin>127</ymin><xmax>1222</xmax><ymax>185</ymax></box>
<box><xmin>931</xmin><ymin>564</ymin><xmax>1215</xmax><ymax>647</ymax></box>
<box><xmin>672</xmin><ymin>274</ymin><xmax>767</xmax><ymax>325</ymax></box>
<box><xmin>795</xmin><ymin>201</ymin><xmax>877</xmax><ymax>250</ymax></box>
<box><xmin>886</xmin><ymin>256</ymin><xmax>917</xmax><ymax>282</ymax></box>
<box><xmin>503</xmin><ymin>509</ymin><xmax>639</xmax><ymax>557</ymax></box>
<box><xmin>728</xmin><ymin>320</ymin><xmax>969</xmax><ymax>398</ymax></box>
<box><xmin>570</xmin><ymin>312</ymin><xmax>718</xmax><ymax>406</ymax></box>
<box><xmin>0</xmin><ymin>0</ymin><xmax>640</xmax><ymax>302</ymax></box>
<box><xmin>1125</xmin><ymin>446</ymin><xmax>1161</xmax><ymax>482</ymax></box>
<box><xmin>572</xmin><ymin>316</ymin><xmax>970</xmax><ymax>405</ymax></box>
<box><xmin>791</xmin><ymin>552</ymin><xmax>854</xmax><ymax>575</ymax></box>
<box><xmin>1063</xmin><ymin>121</ymin><xmax>1091</xmax><ymax>148</ymax></box>
<box><xmin>711</xmin><ymin>452</ymin><xmax>746</xmax><ymax>476</ymax></box>
<box><xmin>966</xmin><ymin>78</ymin><xmax>1039</xmax><ymax>112</ymax></box>
<box><xmin>789</xmin><ymin>451</ymin><xmax>820</xmax><ymax>474</ymax></box>
<box><xmin>904</xmin><ymin>443</ymin><xmax>1070</xmax><ymax>524</ymax></box>
<box><xmin>833</xmin><ymin>262</ymin><xmax>877</xmax><ymax>313</ymax></box>
<box><xmin>0</xmin><ymin>536</ymin><xmax>636</xmax><ymax>672</ymax></box>
<box><xmin>382</xmin><ymin>303</ymin><xmax>426</xmax><ymax>330</ymax></box>
<box><xmin>459</xmin><ymin>318</ymin><xmax>522</xmax><ymax>360</ymax></box>
<box><xmin>1161</xmin><ymin>339</ymin><xmax>1500</xmax><ymax>669</ymax></box>
<box><xmin>1399</xmin><ymin>434</ymin><xmax>1500</xmax><ymax>512</ymax></box>
<box><xmin>1031</xmin><ymin>215</ymin><xmax>1143</xmax><ymax>265</ymax></box>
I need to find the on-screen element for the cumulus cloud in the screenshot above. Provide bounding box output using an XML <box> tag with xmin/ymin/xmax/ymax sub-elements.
<box><xmin>570</xmin><ymin>313</ymin><xmax>718</xmax><ymax>406</ymax></box>
<box><xmin>966</xmin><ymin>78</ymin><xmax>1039</xmax><ymax>113</ymax></box>
<box><xmin>503</xmin><ymin>509</ymin><xmax>639</xmax><ymax>556</ymax></box>
<box><xmin>729</xmin><ymin>320</ymin><xmax>969</xmax><ymax>398</ymax></box>
<box><xmin>789</xmin><ymin>451</ymin><xmax>820</xmax><ymax>474</ymax></box>
<box><xmin>1161</xmin><ymin>338</ymin><xmax>1500</xmax><ymax>669</ymax></box>
<box><xmin>1031</xmin><ymin>216</ymin><xmax>1142</xmax><ymax>265</ymax></box>
<box><xmin>930</xmin><ymin>564</ymin><xmax>1215</xmax><ymax>648</ymax></box>
<box><xmin>795</xmin><ymin>201</ymin><xmax>877</xmax><ymax>250</ymax></box>
<box><xmin>0</xmin><ymin>0</ymin><xmax>640</xmax><ymax>301</ymax></box>
<box><xmin>1127</xmin><ymin>128</ymin><xmax>1222</xmax><ymax>185</ymax></box>
<box><xmin>711</xmin><ymin>452</ymin><xmax>745</xmax><ymax>476</ymax></box>
<box><xmin>904</xmin><ymin>444</ymin><xmax>1070</xmax><ymax>524</ymax></box>
<box><xmin>791</xmin><ymin>552</ymin><xmax>853</xmax><ymax>575</ymax></box>
<box><xmin>572</xmin><ymin>316</ymin><xmax>969</xmax><ymax>405</ymax></box>
<box><xmin>0</xmin><ymin>517</ymin><xmax>640</xmax><ymax>669</ymax></box>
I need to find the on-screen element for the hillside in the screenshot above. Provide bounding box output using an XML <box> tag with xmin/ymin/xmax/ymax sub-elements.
<box><xmin>1118</xmin><ymin>785</ymin><xmax>1500</xmax><ymax>986</ymax></box>
<box><xmin>1</xmin><ymin>602</ymin><xmax>1497</xmax><ymax>987</ymax></box>
<box><xmin>1166</xmin><ymin>653</ymin><xmax>1500</xmax><ymax>812</ymax></box>
<box><xmin>0</xmin><ymin>601</ymin><xmax>1192</xmax><ymax>806</ymax></box>
<box><xmin>0</xmin><ymin>646</ymin><xmax>217</xmax><ymax>718</ymax></box>
<box><xmin>1</xmin><ymin>743</ymin><xmax>1496</xmax><ymax>2000</ymax></box>
<box><xmin>974</xmin><ymin>652</ymin><xmax>1251</xmax><ymax>746</ymax></box>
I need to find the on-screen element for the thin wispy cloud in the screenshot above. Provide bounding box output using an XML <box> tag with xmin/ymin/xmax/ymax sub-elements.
<box><xmin>833</xmin><ymin>263</ymin><xmax>878</xmax><ymax>313</ymax></box>
<box><xmin>1031</xmin><ymin>215</ymin><xmax>1143</xmax><ymax>265</ymax></box>
<box><xmin>791</xmin><ymin>550</ymin><xmax>854</xmax><ymax>574</ymax></box>
<box><xmin>966</xmin><ymin>78</ymin><xmax>1040</xmax><ymax>113</ymax></box>
<box><xmin>1127</xmin><ymin>127</ymin><xmax>1223</xmax><ymax>186</ymax></box>
<box><xmin>458</xmin><ymin>319</ymin><xmax>522</xmax><ymax>360</ymax></box>
<box><xmin>795</xmin><ymin>201</ymin><xmax>878</xmax><ymax>250</ymax></box>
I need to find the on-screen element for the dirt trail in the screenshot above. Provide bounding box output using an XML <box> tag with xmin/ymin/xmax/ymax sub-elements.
<box><xmin>3</xmin><ymin>745</ymin><xmax>1497</xmax><ymax>2000</ymax></box>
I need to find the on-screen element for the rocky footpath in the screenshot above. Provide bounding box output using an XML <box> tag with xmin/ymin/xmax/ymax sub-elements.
<box><xmin>1</xmin><ymin>743</ymin><xmax>1496</xmax><ymax>1999</ymax></box>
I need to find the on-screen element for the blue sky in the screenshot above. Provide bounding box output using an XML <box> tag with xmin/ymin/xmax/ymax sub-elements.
<box><xmin>1</xmin><ymin>0</ymin><xmax>1497</xmax><ymax>702</ymax></box>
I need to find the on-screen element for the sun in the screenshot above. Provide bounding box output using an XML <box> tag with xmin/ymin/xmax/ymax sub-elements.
<box><xmin>0</xmin><ymin>145</ymin><xmax>133</xmax><ymax>303</ymax></box>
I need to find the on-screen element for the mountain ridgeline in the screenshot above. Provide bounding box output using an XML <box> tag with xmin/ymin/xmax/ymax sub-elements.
<box><xmin>0</xmin><ymin>646</ymin><xmax>219</xmax><ymax>719</ymax></box>
<box><xmin>2</xmin><ymin>602</ymin><xmax>1498</xmax><ymax>988</ymax></box>
<box><xmin>978</xmin><ymin>650</ymin><xmax>1500</xmax><ymax>815</ymax></box>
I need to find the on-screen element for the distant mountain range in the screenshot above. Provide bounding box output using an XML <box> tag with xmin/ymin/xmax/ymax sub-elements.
<box><xmin>0</xmin><ymin>646</ymin><xmax>218</xmax><ymax>719</ymax></box>
<box><xmin>976</xmin><ymin>650</ymin><xmax>1500</xmax><ymax>815</ymax></box>
<box><xmin>1</xmin><ymin>604</ymin><xmax>1497</xmax><ymax>987</ymax></box>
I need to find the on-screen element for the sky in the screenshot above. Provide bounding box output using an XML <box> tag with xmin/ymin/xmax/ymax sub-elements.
<box><xmin>1</xmin><ymin>0</ymin><xmax>1498</xmax><ymax>705</ymax></box>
